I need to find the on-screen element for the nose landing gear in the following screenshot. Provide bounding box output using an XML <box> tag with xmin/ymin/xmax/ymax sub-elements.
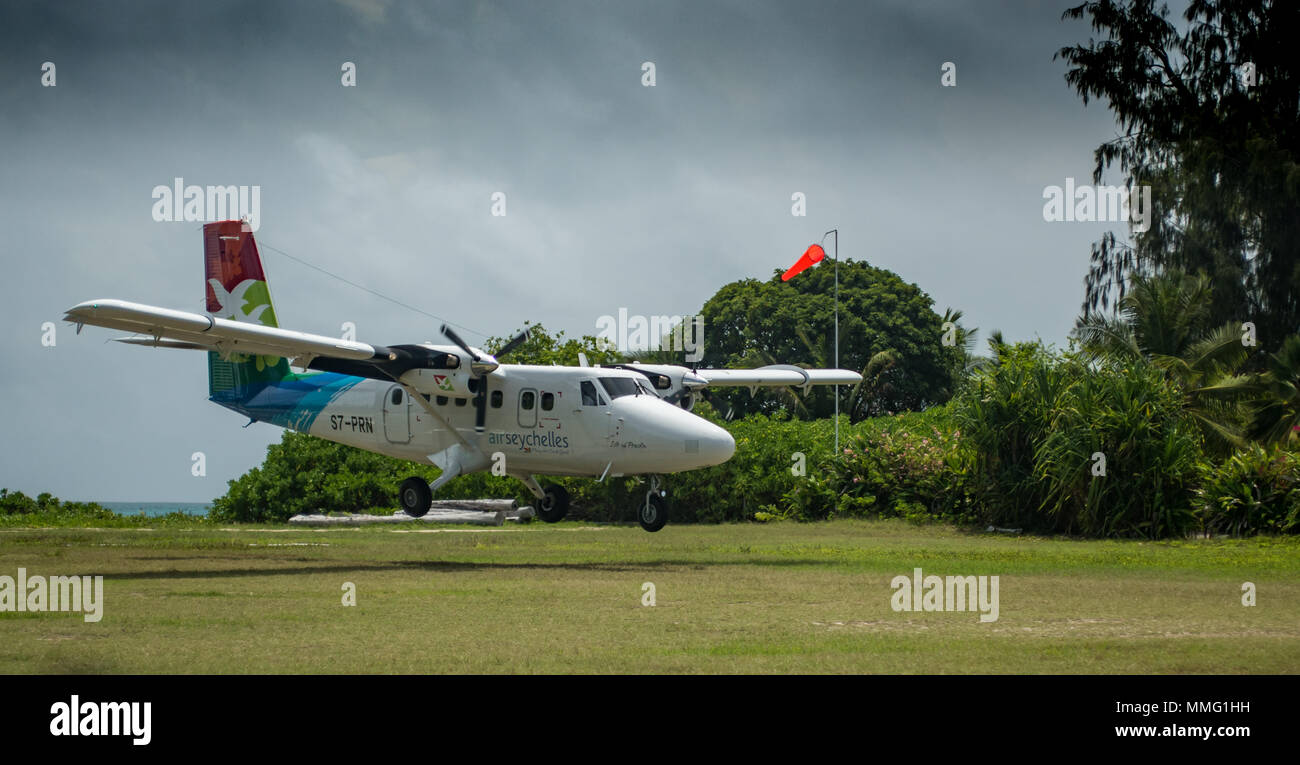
<box><xmin>638</xmin><ymin>475</ymin><xmax>668</xmax><ymax>532</ymax></box>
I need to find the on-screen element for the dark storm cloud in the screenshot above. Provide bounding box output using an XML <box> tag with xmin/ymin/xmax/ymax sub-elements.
<box><xmin>0</xmin><ymin>0</ymin><xmax>1124</xmax><ymax>500</ymax></box>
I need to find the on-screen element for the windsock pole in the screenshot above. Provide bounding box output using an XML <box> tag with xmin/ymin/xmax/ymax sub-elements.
<box><xmin>823</xmin><ymin>229</ymin><xmax>839</xmax><ymax>453</ymax></box>
<box><xmin>782</xmin><ymin>231</ymin><xmax>842</xmax><ymax>453</ymax></box>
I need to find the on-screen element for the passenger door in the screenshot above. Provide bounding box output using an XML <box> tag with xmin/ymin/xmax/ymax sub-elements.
<box><xmin>383</xmin><ymin>385</ymin><xmax>411</xmax><ymax>443</ymax></box>
<box><xmin>517</xmin><ymin>388</ymin><xmax>538</xmax><ymax>428</ymax></box>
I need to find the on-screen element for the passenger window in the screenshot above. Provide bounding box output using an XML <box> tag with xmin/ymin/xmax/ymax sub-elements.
<box><xmin>491</xmin><ymin>390</ymin><xmax>503</xmax><ymax>408</ymax></box>
<box><xmin>521</xmin><ymin>391</ymin><xmax>535</xmax><ymax>410</ymax></box>
<box><xmin>581</xmin><ymin>381</ymin><xmax>599</xmax><ymax>406</ymax></box>
<box><xmin>541</xmin><ymin>392</ymin><xmax>554</xmax><ymax>411</ymax></box>
<box><xmin>454</xmin><ymin>397</ymin><xmax>466</xmax><ymax>407</ymax></box>
<box><xmin>391</xmin><ymin>388</ymin><xmax>403</xmax><ymax>405</ymax></box>
<box><xmin>436</xmin><ymin>395</ymin><xmax>448</xmax><ymax>406</ymax></box>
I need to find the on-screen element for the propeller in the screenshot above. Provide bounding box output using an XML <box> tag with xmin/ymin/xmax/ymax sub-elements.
<box><xmin>441</xmin><ymin>324</ymin><xmax>499</xmax><ymax>377</ymax></box>
<box><xmin>663</xmin><ymin>371</ymin><xmax>708</xmax><ymax>409</ymax></box>
<box><xmin>441</xmin><ymin>324</ymin><xmax>531</xmax><ymax>432</ymax></box>
<box><xmin>493</xmin><ymin>327</ymin><xmax>531</xmax><ymax>359</ymax></box>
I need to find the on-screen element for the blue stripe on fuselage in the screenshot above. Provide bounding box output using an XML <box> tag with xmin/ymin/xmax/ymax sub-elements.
<box><xmin>210</xmin><ymin>372</ymin><xmax>366</xmax><ymax>431</ymax></box>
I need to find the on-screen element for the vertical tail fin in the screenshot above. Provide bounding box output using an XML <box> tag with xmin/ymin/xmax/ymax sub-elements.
<box><xmin>204</xmin><ymin>220</ymin><xmax>290</xmax><ymax>400</ymax></box>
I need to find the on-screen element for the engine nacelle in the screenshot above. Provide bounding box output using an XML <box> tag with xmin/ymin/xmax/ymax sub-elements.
<box><xmin>602</xmin><ymin>363</ymin><xmax>705</xmax><ymax>410</ymax></box>
<box><xmin>396</xmin><ymin>367</ymin><xmax>477</xmax><ymax>399</ymax></box>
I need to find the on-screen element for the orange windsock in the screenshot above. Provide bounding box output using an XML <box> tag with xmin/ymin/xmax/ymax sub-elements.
<box><xmin>782</xmin><ymin>244</ymin><xmax>826</xmax><ymax>281</ymax></box>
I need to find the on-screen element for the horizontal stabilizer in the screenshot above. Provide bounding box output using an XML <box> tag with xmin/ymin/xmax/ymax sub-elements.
<box><xmin>65</xmin><ymin>299</ymin><xmax>383</xmax><ymax>364</ymax></box>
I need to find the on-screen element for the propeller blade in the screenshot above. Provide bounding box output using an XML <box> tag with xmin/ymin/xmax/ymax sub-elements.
<box><xmin>494</xmin><ymin>328</ymin><xmax>531</xmax><ymax>359</ymax></box>
<box><xmin>441</xmin><ymin>325</ymin><xmax>479</xmax><ymax>361</ymax></box>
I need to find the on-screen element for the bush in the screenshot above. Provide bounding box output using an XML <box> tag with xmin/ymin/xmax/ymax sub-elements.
<box><xmin>0</xmin><ymin>489</ymin><xmax>117</xmax><ymax>522</ymax></box>
<box><xmin>953</xmin><ymin>343</ymin><xmax>1202</xmax><ymax>538</ymax></box>
<box><xmin>786</xmin><ymin>405</ymin><xmax>972</xmax><ymax>522</ymax></box>
<box><xmin>1193</xmin><ymin>444</ymin><xmax>1300</xmax><ymax>535</ymax></box>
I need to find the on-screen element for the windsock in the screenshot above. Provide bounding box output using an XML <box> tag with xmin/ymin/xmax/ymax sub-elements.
<box><xmin>782</xmin><ymin>244</ymin><xmax>826</xmax><ymax>281</ymax></box>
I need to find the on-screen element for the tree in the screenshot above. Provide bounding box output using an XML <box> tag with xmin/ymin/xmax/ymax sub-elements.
<box><xmin>1074</xmin><ymin>270</ymin><xmax>1253</xmax><ymax>450</ymax></box>
<box><xmin>1202</xmin><ymin>334</ymin><xmax>1300</xmax><ymax>444</ymax></box>
<box><xmin>482</xmin><ymin>323</ymin><xmax>625</xmax><ymax>368</ymax></box>
<box><xmin>1058</xmin><ymin>0</ymin><xmax>1300</xmax><ymax>349</ymax></box>
<box><xmin>697</xmin><ymin>259</ymin><xmax>966</xmax><ymax>421</ymax></box>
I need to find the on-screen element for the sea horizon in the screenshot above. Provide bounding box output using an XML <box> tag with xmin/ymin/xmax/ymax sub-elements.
<box><xmin>97</xmin><ymin>501</ymin><xmax>211</xmax><ymax>517</ymax></box>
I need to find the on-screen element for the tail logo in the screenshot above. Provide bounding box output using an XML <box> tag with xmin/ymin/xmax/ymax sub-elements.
<box><xmin>207</xmin><ymin>277</ymin><xmax>280</xmax><ymax>371</ymax></box>
<box><xmin>208</xmin><ymin>278</ymin><xmax>273</xmax><ymax>324</ymax></box>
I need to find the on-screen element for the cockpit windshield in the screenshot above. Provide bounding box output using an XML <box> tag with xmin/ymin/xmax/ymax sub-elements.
<box><xmin>599</xmin><ymin>376</ymin><xmax>652</xmax><ymax>399</ymax></box>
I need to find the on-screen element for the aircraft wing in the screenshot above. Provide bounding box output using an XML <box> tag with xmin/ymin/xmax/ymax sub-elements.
<box><xmin>610</xmin><ymin>362</ymin><xmax>861</xmax><ymax>394</ymax></box>
<box><xmin>63</xmin><ymin>299</ymin><xmax>387</xmax><ymax>364</ymax></box>
<box><xmin>693</xmin><ymin>365</ymin><xmax>861</xmax><ymax>388</ymax></box>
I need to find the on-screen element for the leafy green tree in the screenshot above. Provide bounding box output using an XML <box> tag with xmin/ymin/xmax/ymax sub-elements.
<box><xmin>484</xmin><ymin>323</ymin><xmax>623</xmax><ymax>367</ymax></box>
<box><xmin>1058</xmin><ymin>0</ymin><xmax>1300</xmax><ymax>348</ymax></box>
<box><xmin>698</xmin><ymin>259</ymin><xmax>966</xmax><ymax>421</ymax></box>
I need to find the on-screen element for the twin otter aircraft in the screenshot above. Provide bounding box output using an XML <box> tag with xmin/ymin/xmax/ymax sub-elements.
<box><xmin>65</xmin><ymin>221</ymin><xmax>860</xmax><ymax>531</ymax></box>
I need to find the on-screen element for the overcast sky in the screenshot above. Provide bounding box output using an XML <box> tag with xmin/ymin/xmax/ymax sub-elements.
<box><xmin>0</xmin><ymin>0</ymin><xmax>1138</xmax><ymax>502</ymax></box>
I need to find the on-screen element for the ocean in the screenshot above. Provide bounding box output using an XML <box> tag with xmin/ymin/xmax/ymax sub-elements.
<box><xmin>98</xmin><ymin>502</ymin><xmax>211</xmax><ymax>517</ymax></box>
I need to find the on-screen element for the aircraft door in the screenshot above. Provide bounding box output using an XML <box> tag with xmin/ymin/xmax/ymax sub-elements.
<box><xmin>383</xmin><ymin>385</ymin><xmax>411</xmax><ymax>443</ymax></box>
<box><xmin>518</xmin><ymin>388</ymin><xmax>538</xmax><ymax>428</ymax></box>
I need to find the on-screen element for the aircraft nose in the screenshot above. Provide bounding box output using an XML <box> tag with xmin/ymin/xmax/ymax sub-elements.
<box><xmin>693</xmin><ymin>421</ymin><xmax>735</xmax><ymax>466</ymax></box>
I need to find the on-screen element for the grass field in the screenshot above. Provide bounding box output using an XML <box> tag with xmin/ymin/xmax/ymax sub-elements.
<box><xmin>1</xmin><ymin>518</ymin><xmax>1298</xmax><ymax>673</ymax></box>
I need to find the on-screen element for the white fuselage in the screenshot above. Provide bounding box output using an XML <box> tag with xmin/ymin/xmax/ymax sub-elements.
<box><xmin>300</xmin><ymin>364</ymin><xmax>736</xmax><ymax>478</ymax></box>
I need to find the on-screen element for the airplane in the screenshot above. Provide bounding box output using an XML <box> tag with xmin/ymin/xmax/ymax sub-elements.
<box><xmin>63</xmin><ymin>221</ymin><xmax>861</xmax><ymax>531</ymax></box>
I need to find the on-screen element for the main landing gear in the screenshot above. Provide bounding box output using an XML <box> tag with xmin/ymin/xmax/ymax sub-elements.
<box><xmin>399</xmin><ymin>471</ymin><xmax>666</xmax><ymax>532</ymax></box>
<box><xmin>519</xmin><ymin>474</ymin><xmax>569</xmax><ymax>523</ymax></box>
<box><xmin>399</xmin><ymin>447</ymin><xmax>473</xmax><ymax>518</ymax></box>
<box><xmin>638</xmin><ymin>475</ymin><xmax>668</xmax><ymax>533</ymax></box>
<box><xmin>399</xmin><ymin>476</ymin><xmax>432</xmax><ymax>517</ymax></box>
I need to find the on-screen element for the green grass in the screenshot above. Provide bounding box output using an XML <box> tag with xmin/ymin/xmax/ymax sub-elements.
<box><xmin>0</xmin><ymin>518</ymin><xmax>1297</xmax><ymax>673</ymax></box>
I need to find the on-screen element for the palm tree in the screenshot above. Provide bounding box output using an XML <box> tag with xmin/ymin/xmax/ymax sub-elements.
<box><xmin>1073</xmin><ymin>270</ymin><xmax>1253</xmax><ymax>450</ymax></box>
<box><xmin>1201</xmin><ymin>335</ymin><xmax>1300</xmax><ymax>445</ymax></box>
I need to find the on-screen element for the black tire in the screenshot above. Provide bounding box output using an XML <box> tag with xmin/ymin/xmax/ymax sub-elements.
<box><xmin>638</xmin><ymin>493</ymin><xmax>668</xmax><ymax>532</ymax></box>
<box><xmin>399</xmin><ymin>477</ymin><xmax>432</xmax><ymax>517</ymax></box>
<box><xmin>536</xmin><ymin>484</ymin><xmax>569</xmax><ymax>523</ymax></box>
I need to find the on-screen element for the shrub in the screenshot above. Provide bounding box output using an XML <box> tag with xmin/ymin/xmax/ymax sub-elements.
<box><xmin>786</xmin><ymin>405</ymin><xmax>971</xmax><ymax>522</ymax></box>
<box><xmin>0</xmin><ymin>489</ymin><xmax>116</xmax><ymax>521</ymax></box>
<box><xmin>1193</xmin><ymin>444</ymin><xmax>1300</xmax><ymax>535</ymax></box>
<box><xmin>953</xmin><ymin>343</ymin><xmax>1202</xmax><ymax>538</ymax></box>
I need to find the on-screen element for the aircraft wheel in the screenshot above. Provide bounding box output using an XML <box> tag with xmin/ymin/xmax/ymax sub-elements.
<box><xmin>638</xmin><ymin>492</ymin><xmax>668</xmax><ymax>532</ymax></box>
<box><xmin>399</xmin><ymin>477</ymin><xmax>432</xmax><ymax>518</ymax></box>
<box><xmin>537</xmin><ymin>484</ymin><xmax>569</xmax><ymax>523</ymax></box>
